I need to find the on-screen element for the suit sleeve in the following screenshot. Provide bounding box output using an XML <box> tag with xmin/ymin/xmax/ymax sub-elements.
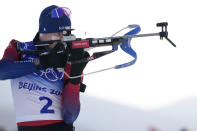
<box><xmin>0</xmin><ymin>39</ymin><xmax>38</xmax><ymax>80</ymax></box>
<box><xmin>61</xmin><ymin>63</ymin><xmax>83</xmax><ymax>124</ymax></box>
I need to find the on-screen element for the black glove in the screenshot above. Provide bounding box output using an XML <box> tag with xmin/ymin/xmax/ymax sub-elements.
<box><xmin>69</xmin><ymin>49</ymin><xmax>90</xmax><ymax>84</ymax></box>
<box><xmin>33</xmin><ymin>43</ymin><xmax>68</xmax><ymax>69</ymax></box>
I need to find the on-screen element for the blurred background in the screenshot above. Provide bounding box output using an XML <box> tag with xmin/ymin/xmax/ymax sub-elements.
<box><xmin>0</xmin><ymin>0</ymin><xmax>197</xmax><ymax>131</ymax></box>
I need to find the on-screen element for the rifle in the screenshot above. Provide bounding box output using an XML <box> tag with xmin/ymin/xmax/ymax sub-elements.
<box><xmin>20</xmin><ymin>22</ymin><xmax>176</xmax><ymax>78</ymax></box>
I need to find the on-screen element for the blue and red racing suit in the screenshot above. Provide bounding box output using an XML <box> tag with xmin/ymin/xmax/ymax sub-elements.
<box><xmin>0</xmin><ymin>39</ymin><xmax>82</xmax><ymax>126</ymax></box>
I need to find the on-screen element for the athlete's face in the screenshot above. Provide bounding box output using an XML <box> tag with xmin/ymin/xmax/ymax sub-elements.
<box><xmin>39</xmin><ymin>32</ymin><xmax>63</xmax><ymax>48</ymax></box>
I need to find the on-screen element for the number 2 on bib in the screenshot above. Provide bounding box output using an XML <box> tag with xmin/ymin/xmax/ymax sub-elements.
<box><xmin>39</xmin><ymin>96</ymin><xmax>55</xmax><ymax>113</ymax></box>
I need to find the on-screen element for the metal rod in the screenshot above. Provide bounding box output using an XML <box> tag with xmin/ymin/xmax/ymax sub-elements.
<box><xmin>95</xmin><ymin>33</ymin><xmax>160</xmax><ymax>40</ymax></box>
<box><xmin>122</xmin><ymin>33</ymin><xmax>160</xmax><ymax>39</ymax></box>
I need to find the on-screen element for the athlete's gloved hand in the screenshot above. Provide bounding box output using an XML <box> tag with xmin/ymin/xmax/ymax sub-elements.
<box><xmin>33</xmin><ymin>43</ymin><xmax>68</xmax><ymax>69</ymax></box>
<box><xmin>69</xmin><ymin>49</ymin><xmax>90</xmax><ymax>84</ymax></box>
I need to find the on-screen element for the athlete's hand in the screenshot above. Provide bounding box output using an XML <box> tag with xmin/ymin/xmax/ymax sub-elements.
<box><xmin>33</xmin><ymin>43</ymin><xmax>68</xmax><ymax>69</ymax></box>
<box><xmin>69</xmin><ymin>49</ymin><xmax>90</xmax><ymax>84</ymax></box>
